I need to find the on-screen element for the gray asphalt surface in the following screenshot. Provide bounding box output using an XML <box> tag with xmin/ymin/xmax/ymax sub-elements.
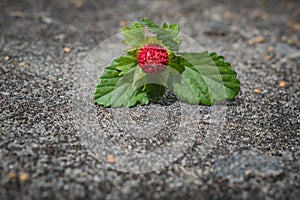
<box><xmin>1</xmin><ymin>0</ymin><xmax>299</xmax><ymax>199</ymax></box>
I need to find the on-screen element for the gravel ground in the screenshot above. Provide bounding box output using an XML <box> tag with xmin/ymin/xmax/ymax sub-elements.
<box><xmin>1</xmin><ymin>0</ymin><xmax>299</xmax><ymax>199</ymax></box>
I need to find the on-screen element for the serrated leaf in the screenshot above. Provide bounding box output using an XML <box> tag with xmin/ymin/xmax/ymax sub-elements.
<box><xmin>168</xmin><ymin>55</ymin><xmax>185</xmax><ymax>73</ymax></box>
<box><xmin>169</xmin><ymin>24</ymin><xmax>180</xmax><ymax>32</ymax></box>
<box><xmin>145</xmin><ymin>84</ymin><xmax>165</xmax><ymax>103</ymax></box>
<box><xmin>109</xmin><ymin>82</ymin><xmax>138</xmax><ymax>107</ymax></box>
<box><xmin>128</xmin><ymin>89</ymin><xmax>150</xmax><ymax>107</ymax></box>
<box><xmin>140</xmin><ymin>18</ymin><xmax>182</xmax><ymax>51</ymax></box>
<box><xmin>133</xmin><ymin>67</ymin><xmax>146</xmax><ymax>86</ymax></box>
<box><xmin>121</xmin><ymin>18</ymin><xmax>182</xmax><ymax>52</ymax></box>
<box><xmin>132</xmin><ymin>66</ymin><xmax>169</xmax><ymax>103</ymax></box>
<box><xmin>94</xmin><ymin>66</ymin><xmax>122</xmax><ymax>107</ymax></box>
<box><xmin>140</xmin><ymin>18</ymin><xmax>159</xmax><ymax>28</ymax></box>
<box><xmin>114</xmin><ymin>55</ymin><xmax>137</xmax><ymax>75</ymax></box>
<box><xmin>170</xmin><ymin>67</ymin><xmax>210</xmax><ymax>105</ymax></box>
<box><xmin>120</xmin><ymin>24</ymin><xmax>145</xmax><ymax>49</ymax></box>
<box><xmin>94</xmin><ymin>57</ymin><xmax>150</xmax><ymax>107</ymax></box>
<box><xmin>171</xmin><ymin>51</ymin><xmax>240</xmax><ymax>105</ymax></box>
<box><xmin>148</xmin><ymin>26</ymin><xmax>182</xmax><ymax>51</ymax></box>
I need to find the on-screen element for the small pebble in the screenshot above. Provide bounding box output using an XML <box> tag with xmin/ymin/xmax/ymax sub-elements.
<box><xmin>119</xmin><ymin>21</ymin><xmax>127</xmax><ymax>27</ymax></box>
<box><xmin>9</xmin><ymin>11</ymin><xmax>26</xmax><ymax>18</ymax></box>
<box><xmin>63</xmin><ymin>47</ymin><xmax>71</xmax><ymax>54</ymax></box>
<box><xmin>74</xmin><ymin>0</ymin><xmax>83</xmax><ymax>8</ymax></box>
<box><xmin>18</xmin><ymin>62</ymin><xmax>25</xmax><ymax>67</ymax></box>
<box><xmin>279</xmin><ymin>81</ymin><xmax>287</xmax><ymax>87</ymax></box>
<box><xmin>271</xmin><ymin>64</ymin><xmax>276</xmax><ymax>68</ymax></box>
<box><xmin>248</xmin><ymin>39</ymin><xmax>254</xmax><ymax>46</ymax></box>
<box><xmin>281</xmin><ymin>36</ymin><xmax>288</xmax><ymax>42</ymax></box>
<box><xmin>3</xmin><ymin>55</ymin><xmax>10</xmax><ymax>61</ymax></box>
<box><xmin>54</xmin><ymin>33</ymin><xmax>66</xmax><ymax>40</ymax></box>
<box><xmin>293</xmin><ymin>37</ymin><xmax>299</xmax><ymax>45</ymax></box>
<box><xmin>256</xmin><ymin>36</ymin><xmax>265</xmax><ymax>43</ymax></box>
<box><xmin>264</xmin><ymin>55</ymin><xmax>271</xmax><ymax>61</ymax></box>
<box><xmin>248</xmin><ymin>37</ymin><xmax>265</xmax><ymax>45</ymax></box>
<box><xmin>254</xmin><ymin>88</ymin><xmax>261</xmax><ymax>94</ymax></box>
<box><xmin>19</xmin><ymin>173</ymin><xmax>30</xmax><ymax>182</ymax></box>
<box><xmin>268</xmin><ymin>46</ymin><xmax>274</xmax><ymax>53</ymax></box>
<box><xmin>288</xmin><ymin>21</ymin><xmax>300</xmax><ymax>31</ymax></box>
<box><xmin>8</xmin><ymin>172</ymin><xmax>17</xmax><ymax>179</ymax></box>
<box><xmin>106</xmin><ymin>155</ymin><xmax>116</xmax><ymax>164</ymax></box>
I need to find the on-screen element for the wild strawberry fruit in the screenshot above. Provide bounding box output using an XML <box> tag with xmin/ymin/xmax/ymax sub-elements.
<box><xmin>137</xmin><ymin>44</ymin><xmax>169</xmax><ymax>74</ymax></box>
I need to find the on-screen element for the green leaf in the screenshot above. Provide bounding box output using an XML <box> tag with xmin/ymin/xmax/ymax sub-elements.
<box><xmin>148</xmin><ymin>26</ymin><xmax>181</xmax><ymax>51</ymax></box>
<box><xmin>140</xmin><ymin>18</ymin><xmax>159</xmax><ymax>28</ymax></box>
<box><xmin>132</xmin><ymin>67</ymin><xmax>168</xmax><ymax>103</ymax></box>
<box><xmin>114</xmin><ymin>55</ymin><xmax>137</xmax><ymax>75</ymax></box>
<box><xmin>94</xmin><ymin>57</ymin><xmax>150</xmax><ymax>107</ymax></box>
<box><xmin>168</xmin><ymin>55</ymin><xmax>185</xmax><ymax>73</ymax></box>
<box><xmin>141</xmin><ymin>18</ymin><xmax>182</xmax><ymax>51</ymax></box>
<box><xmin>120</xmin><ymin>22</ymin><xmax>145</xmax><ymax>49</ymax></box>
<box><xmin>171</xmin><ymin>67</ymin><xmax>210</xmax><ymax>105</ymax></box>
<box><xmin>121</xmin><ymin>18</ymin><xmax>182</xmax><ymax>52</ymax></box>
<box><xmin>162</xmin><ymin>22</ymin><xmax>168</xmax><ymax>28</ymax></box>
<box><xmin>94</xmin><ymin>66</ymin><xmax>122</xmax><ymax>107</ymax></box>
<box><xmin>171</xmin><ymin>51</ymin><xmax>240</xmax><ymax>105</ymax></box>
<box><xmin>133</xmin><ymin>67</ymin><xmax>146</xmax><ymax>86</ymax></box>
<box><xmin>128</xmin><ymin>89</ymin><xmax>150</xmax><ymax>107</ymax></box>
<box><xmin>109</xmin><ymin>82</ymin><xmax>138</xmax><ymax>107</ymax></box>
<box><xmin>169</xmin><ymin>24</ymin><xmax>180</xmax><ymax>32</ymax></box>
<box><xmin>145</xmin><ymin>84</ymin><xmax>165</xmax><ymax>103</ymax></box>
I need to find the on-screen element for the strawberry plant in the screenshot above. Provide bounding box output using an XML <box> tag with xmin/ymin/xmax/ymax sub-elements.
<box><xmin>94</xmin><ymin>18</ymin><xmax>240</xmax><ymax>107</ymax></box>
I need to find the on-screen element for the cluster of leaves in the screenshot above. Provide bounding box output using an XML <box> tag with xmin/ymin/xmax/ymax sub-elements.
<box><xmin>94</xmin><ymin>18</ymin><xmax>240</xmax><ymax>107</ymax></box>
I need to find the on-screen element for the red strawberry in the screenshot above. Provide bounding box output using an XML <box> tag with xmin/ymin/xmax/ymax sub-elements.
<box><xmin>137</xmin><ymin>44</ymin><xmax>169</xmax><ymax>75</ymax></box>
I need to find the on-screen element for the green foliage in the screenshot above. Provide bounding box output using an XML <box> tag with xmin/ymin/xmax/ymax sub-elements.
<box><xmin>94</xmin><ymin>19</ymin><xmax>240</xmax><ymax>107</ymax></box>
<box><xmin>121</xmin><ymin>18</ymin><xmax>182</xmax><ymax>51</ymax></box>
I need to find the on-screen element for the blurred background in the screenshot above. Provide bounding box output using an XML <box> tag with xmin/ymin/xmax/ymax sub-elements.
<box><xmin>1</xmin><ymin>0</ymin><xmax>299</xmax><ymax>199</ymax></box>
